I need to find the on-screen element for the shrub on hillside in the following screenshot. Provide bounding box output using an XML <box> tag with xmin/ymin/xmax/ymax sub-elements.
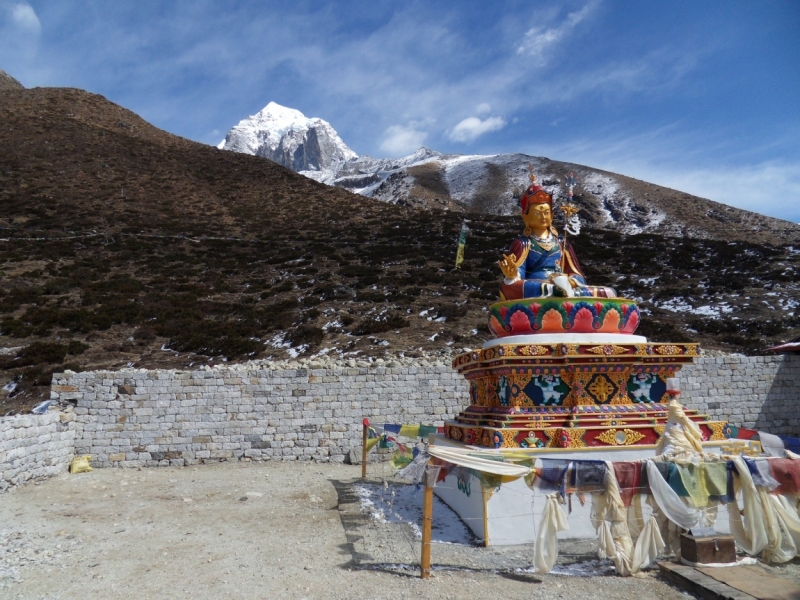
<box><xmin>353</xmin><ymin>314</ymin><xmax>409</xmax><ymax>336</ymax></box>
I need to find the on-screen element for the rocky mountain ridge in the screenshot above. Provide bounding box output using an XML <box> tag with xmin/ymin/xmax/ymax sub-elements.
<box><xmin>219</xmin><ymin>103</ymin><xmax>800</xmax><ymax>246</ymax></box>
<box><xmin>218</xmin><ymin>101</ymin><xmax>357</xmax><ymax>172</ymax></box>
<box><xmin>0</xmin><ymin>69</ymin><xmax>23</xmax><ymax>91</ymax></box>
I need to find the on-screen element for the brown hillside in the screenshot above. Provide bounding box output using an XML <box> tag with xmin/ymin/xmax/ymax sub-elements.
<box><xmin>369</xmin><ymin>153</ymin><xmax>800</xmax><ymax>246</ymax></box>
<box><xmin>0</xmin><ymin>87</ymin><xmax>798</xmax><ymax>414</ymax></box>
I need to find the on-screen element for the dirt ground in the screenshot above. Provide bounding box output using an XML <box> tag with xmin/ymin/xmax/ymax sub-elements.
<box><xmin>0</xmin><ymin>461</ymin><xmax>736</xmax><ymax>599</ymax></box>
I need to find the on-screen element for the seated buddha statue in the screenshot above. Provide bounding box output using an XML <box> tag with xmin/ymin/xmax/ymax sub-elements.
<box><xmin>498</xmin><ymin>175</ymin><xmax>616</xmax><ymax>300</ymax></box>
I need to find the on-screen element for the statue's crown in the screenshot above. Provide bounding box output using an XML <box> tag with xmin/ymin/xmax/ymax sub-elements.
<box><xmin>519</xmin><ymin>168</ymin><xmax>551</xmax><ymax>213</ymax></box>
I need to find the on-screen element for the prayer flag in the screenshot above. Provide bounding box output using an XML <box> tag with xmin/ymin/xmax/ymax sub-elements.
<box><xmin>704</xmin><ymin>462</ymin><xmax>733</xmax><ymax>503</ymax></box>
<box><xmin>418</xmin><ymin>425</ymin><xmax>439</xmax><ymax>438</ymax></box>
<box><xmin>569</xmin><ymin>460</ymin><xmax>607</xmax><ymax>493</ymax></box>
<box><xmin>364</xmin><ymin>425</ymin><xmax>380</xmax><ymax>452</ymax></box>
<box><xmin>770</xmin><ymin>458</ymin><xmax>800</xmax><ymax>495</ymax></box>
<box><xmin>398</xmin><ymin>424</ymin><xmax>420</xmax><ymax>439</ymax></box>
<box><xmin>390</xmin><ymin>447</ymin><xmax>414</xmax><ymax>470</ymax></box>
<box><xmin>454</xmin><ymin>221</ymin><xmax>469</xmax><ymax>269</ymax></box>
<box><xmin>676</xmin><ymin>463</ymin><xmax>709</xmax><ymax>507</ymax></box>
<box><xmin>613</xmin><ymin>461</ymin><xmax>647</xmax><ymax>507</ymax></box>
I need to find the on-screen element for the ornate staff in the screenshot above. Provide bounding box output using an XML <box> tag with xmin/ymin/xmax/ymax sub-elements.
<box><xmin>559</xmin><ymin>171</ymin><xmax>581</xmax><ymax>241</ymax></box>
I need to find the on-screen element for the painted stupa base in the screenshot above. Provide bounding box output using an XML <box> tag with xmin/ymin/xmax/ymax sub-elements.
<box><xmin>446</xmin><ymin>402</ymin><xmax>727</xmax><ymax>449</ymax></box>
<box><xmin>428</xmin><ymin>434</ymin><xmax>751</xmax><ymax>545</ymax></box>
<box><xmin>448</xmin><ymin>310</ymin><xmax>711</xmax><ymax>449</ymax></box>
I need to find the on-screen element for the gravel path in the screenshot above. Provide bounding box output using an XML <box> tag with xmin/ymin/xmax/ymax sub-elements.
<box><xmin>0</xmin><ymin>461</ymin><xmax>698</xmax><ymax>599</ymax></box>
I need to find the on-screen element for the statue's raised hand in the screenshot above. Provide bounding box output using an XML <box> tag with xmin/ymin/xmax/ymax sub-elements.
<box><xmin>498</xmin><ymin>253</ymin><xmax>520</xmax><ymax>280</ymax></box>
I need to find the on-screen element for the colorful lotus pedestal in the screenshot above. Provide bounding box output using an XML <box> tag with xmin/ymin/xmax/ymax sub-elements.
<box><xmin>488</xmin><ymin>297</ymin><xmax>640</xmax><ymax>336</ymax></box>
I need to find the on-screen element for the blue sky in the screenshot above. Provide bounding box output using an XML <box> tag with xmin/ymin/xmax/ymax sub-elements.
<box><xmin>2</xmin><ymin>0</ymin><xmax>799</xmax><ymax>223</ymax></box>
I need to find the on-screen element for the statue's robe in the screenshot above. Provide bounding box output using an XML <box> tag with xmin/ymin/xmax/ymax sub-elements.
<box><xmin>500</xmin><ymin>235</ymin><xmax>617</xmax><ymax>300</ymax></box>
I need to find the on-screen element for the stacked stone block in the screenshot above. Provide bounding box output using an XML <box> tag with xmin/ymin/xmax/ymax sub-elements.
<box><xmin>0</xmin><ymin>412</ymin><xmax>75</xmax><ymax>492</ymax></box>
<box><xmin>50</xmin><ymin>365</ymin><xmax>468</xmax><ymax>467</ymax></box>
<box><xmin>681</xmin><ymin>355</ymin><xmax>800</xmax><ymax>436</ymax></box>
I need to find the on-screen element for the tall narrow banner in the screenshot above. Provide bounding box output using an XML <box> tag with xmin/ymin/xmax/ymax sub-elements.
<box><xmin>455</xmin><ymin>221</ymin><xmax>469</xmax><ymax>269</ymax></box>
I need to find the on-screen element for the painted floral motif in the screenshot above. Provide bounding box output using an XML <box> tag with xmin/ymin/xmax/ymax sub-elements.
<box><xmin>587</xmin><ymin>345</ymin><xmax>628</xmax><ymax>355</ymax></box>
<box><xmin>723</xmin><ymin>423</ymin><xmax>739</xmax><ymax>439</ymax></box>
<box><xmin>708</xmin><ymin>422</ymin><xmax>727</xmax><ymax>441</ymax></box>
<box><xmin>595</xmin><ymin>428</ymin><xmax>646</xmax><ymax>446</ymax></box>
<box><xmin>558</xmin><ymin>428</ymin><xmax>587</xmax><ymax>448</ymax></box>
<box><xmin>488</xmin><ymin>298</ymin><xmax>640</xmax><ymax>337</ymax></box>
<box><xmin>463</xmin><ymin>428</ymin><xmax>481</xmax><ymax>445</ymax></box>
<box><xmin>492</xmin><ymin>431</ymin><xmax>503</xmax><ymax>448</ymax></box>
<box><xmin>519</xmin><ymin>345</ymin><xmax>549</xmax><ymax>356</ymax></box>
<box><xmin>654</xmin><ymin>345</ymin><xmax>683</xmax><ymax>355</ymax></box>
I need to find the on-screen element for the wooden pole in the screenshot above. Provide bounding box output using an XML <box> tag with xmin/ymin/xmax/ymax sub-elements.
<box><xmin>420</xmin><ymin>462</ymin><xmax>437</xmax><ymax>579</ymax></box>
<box><xmin>361</xmin><ymin>419</ymin><xmax>368</xmax><ymax>480</ymax></box>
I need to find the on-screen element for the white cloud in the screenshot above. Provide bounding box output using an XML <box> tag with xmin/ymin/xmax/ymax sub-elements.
<box><xmin>475</xmin><ymin>103</ymin><xmax>491</xmax><ymax>115</ymax></box>
<box><xmin>517</xmin><ymin>1</ymin><xmax>597</xmax><ymax>66</ymax></box>
<box><xmin>448</xmin><ymin>116</ymin><xmax>507</xmax><ymax>143</ymax></box>
<box><xmin>10</xmin><ymin>3</ymin><xmax>40</xmax><ymax>33</ymax></box>
<box><xmin>379</xmin><ymin>124</ymin><xmax>428</xmax><ymax>156</ymax></box>
<box><xmin>644</xmin><ymin>162</ymin><xmax>800</xmax><ymax>224</ymax></box>
<box><xmin>536</xmin><ymin>128</ymin><xmax>800</xmax><ymax>223</ymax></box>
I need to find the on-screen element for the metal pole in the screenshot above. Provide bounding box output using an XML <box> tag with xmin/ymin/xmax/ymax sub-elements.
<box><xmin>361</xmin><ymin>419</ymin><xmax>368</xmax><ymax>480</ymax></box>
<box><xmin>420</xmin><ymin>462</ymin><xmax>438</xmax><ymax>579</ymax></box>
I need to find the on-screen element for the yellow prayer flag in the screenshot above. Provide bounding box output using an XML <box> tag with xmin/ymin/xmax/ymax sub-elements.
<box><xmin>398</xmin><ymin>424</ymin><xmax>421</xmax><ymax>439</ymax></box>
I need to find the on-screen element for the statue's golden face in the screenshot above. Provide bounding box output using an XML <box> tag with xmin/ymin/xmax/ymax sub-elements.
<box><xmin>523</xmin><ymin>203</ymin><xmax>552</xmax><ymax>234</ymax></box>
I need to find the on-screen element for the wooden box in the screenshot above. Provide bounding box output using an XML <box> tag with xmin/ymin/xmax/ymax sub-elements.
<box><xmin>680</xmin><ymin>529</ymin><xmax>736</xmax><ymax>564</ymax></box>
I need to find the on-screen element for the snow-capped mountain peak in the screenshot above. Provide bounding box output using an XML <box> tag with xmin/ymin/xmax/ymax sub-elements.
<box><xmin>216</xmin><ymin>102</ymin><xmax>795</xmax><ymax>243</ymax></box>
<box><xmin>218</xmin><ymin>101</ymin><xmax>356</xmax><ymax>172</ymax></box>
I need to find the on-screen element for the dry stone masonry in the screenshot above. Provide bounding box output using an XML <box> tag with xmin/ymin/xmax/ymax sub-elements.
<box><xmin>0</xmin><ymin>412</ymin><xmax>75</xmax><ymax>492</ymax></box>
<box><xmin>1</xmin><ymin>354</ymin><xmax>798</xmax><ymax>490</ymax></box>
<box><xmin>51</xmin><ymin>361</ymin><xmax>466</xmax><ymax>467</ymax></box>
<box><xmin>681</xmin><ymin>354</ymin><xmax>800</xmax><ymax>435</ymax></box>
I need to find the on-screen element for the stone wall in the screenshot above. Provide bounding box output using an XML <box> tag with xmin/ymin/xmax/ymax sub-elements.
<box><xmin>681</xmin><ymin>354</ymin><xmax>800</xmax><ymax>436</ymax></box>
<box><xmin>0</xmin><ymin>412</ymin><xmax>75</xmax><ymax>492</ymax></box>
<box><xmin>51</xmin><ymin>364</ymin><xmax>466</xmax><ymax>467</ymax></box>
<box><xmin>0</xmin><ymin>353</ymin><xmax>792</xmax><ymax>476</ymax></box>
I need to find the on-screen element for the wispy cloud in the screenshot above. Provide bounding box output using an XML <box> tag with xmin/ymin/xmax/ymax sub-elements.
<box><xmin>655</xmin><ymin>162</ymin><xmax>800</xmax><ymax>224</ymax></box>
<box><xmin>537</xmin><ymin>126</ymin><xmax>800</xmax><ymax>223</ymax></box>
<box><xmin>0</xmin><ymin>1</ymin><xmax>42</xmax><ymax>76</ymax></box>
<box><xmin>516</xmin><ymin>1</ymin><xmax>598</xmax><ymax>65</ymax></box>
<box><xmin>10</xmin><ymin>2</ymin><xmax>39</xmax><ymax>32</ymax></box>
<box><xmin>379</xmin><ymin>123</ymin><xmax>428</xmax><ymax>156</ymax></box>
<box><xmin>5</xmin><ymin>1</ymin><xmax>702</xmax><ymax>152</ymax></box>
<box><xmin>448</xmin><ymin>115</ymin><xmax>507</xmax><ymax>143</ymax></box>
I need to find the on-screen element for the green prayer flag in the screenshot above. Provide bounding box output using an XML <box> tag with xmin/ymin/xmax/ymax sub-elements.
<box><xmin>455</xmin><ymin>221</ymin><xmax>469</xmax><ymax>269</ymax></box>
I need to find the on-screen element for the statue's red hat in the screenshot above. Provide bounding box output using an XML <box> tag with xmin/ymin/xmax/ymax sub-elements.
<box><xmin>519</xmin><ymin>172</ymin><xmax>552</xmax><ymax>213</ymax></box>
